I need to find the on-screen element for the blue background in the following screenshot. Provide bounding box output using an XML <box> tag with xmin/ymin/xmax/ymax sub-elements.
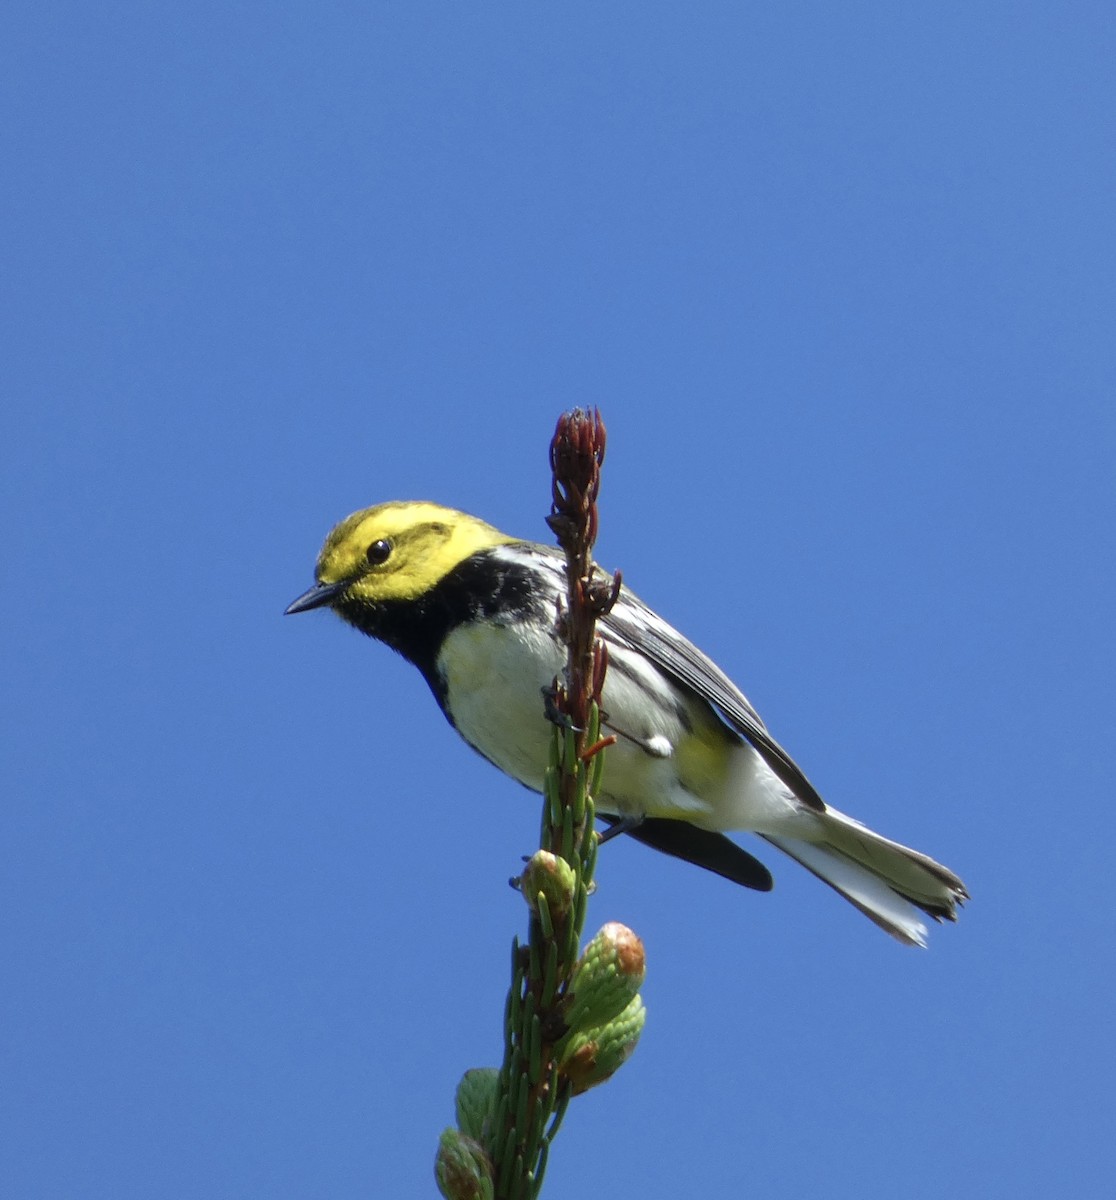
<box><xmin>4</xmin><ymin>4</ymin><xmax>1113</xmax><ymax>1196</ymax></box>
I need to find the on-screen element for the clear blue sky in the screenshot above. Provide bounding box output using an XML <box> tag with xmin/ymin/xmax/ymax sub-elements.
<box><xmin>3</xmin><ymin>4</ymin><xmax>1114</xmax><ymax>1197</ymax></box>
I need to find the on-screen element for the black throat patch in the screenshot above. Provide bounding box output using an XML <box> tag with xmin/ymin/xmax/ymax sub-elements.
<box><xmin>335</xmin><ymin>546</ymin><xmax>548</xmax><ymax>703</ymax></box>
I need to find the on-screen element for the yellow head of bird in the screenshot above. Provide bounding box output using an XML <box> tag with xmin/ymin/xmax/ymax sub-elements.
<box><xmin>287</xmin><ymin>501</ymin><xmax>515</xmax><ymax>613</ymax></box>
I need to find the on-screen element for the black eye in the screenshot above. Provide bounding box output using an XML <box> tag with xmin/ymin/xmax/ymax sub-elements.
<box><xmin>366</xmin><ymin>539</ymin><xmax>392</xmax><ymax>566</ymax></box>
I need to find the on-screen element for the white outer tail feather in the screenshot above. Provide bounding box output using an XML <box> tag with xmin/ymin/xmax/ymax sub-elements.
<box><xmin>761</xmin><ymin>808</ymin><xmax>969</xmax><ymax>947</ymax></box>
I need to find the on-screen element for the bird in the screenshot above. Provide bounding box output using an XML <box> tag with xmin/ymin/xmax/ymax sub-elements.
<box><xmin>286</xmin><ymin>501</ymin><xmax>967</xmax><ymax>946</ymax></box>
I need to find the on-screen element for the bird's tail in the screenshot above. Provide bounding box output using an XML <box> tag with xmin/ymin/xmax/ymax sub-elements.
<box><xmin>761</xmin><ymin>807</ymin><xmax>968</xmax><ymax>947</ymax></box>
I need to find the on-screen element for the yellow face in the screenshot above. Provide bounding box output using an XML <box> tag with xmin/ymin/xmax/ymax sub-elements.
<box><xmin>314</xmin><ymin>501</ymin><xmax>516</xmax><ymax>604</ymax></box>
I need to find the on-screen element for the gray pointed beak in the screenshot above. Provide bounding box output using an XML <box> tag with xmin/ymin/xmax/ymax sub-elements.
<box><xmin>285</xmin><ymin>578</ymin><xmax>351</xmax><ymax>615</ymax></box>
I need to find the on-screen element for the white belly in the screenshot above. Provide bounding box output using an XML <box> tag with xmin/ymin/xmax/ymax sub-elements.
<box><xmin>436</xmin><ymin>620</ymin><xmax>805</xmax><ymax>833</ymax></box>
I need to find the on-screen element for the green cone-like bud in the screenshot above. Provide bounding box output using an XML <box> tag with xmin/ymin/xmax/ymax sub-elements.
<box><xmin>560</xmin><ymin>994</ymin><xmax>646</xmax><ymax>1096</ymax></box>
<box><xmin>519</xmin><ymin>850</ymin><xmax>577</xmax><ymax>924</ymax></box>
<box><xmin>454</xmin><ymin>1068</ymin><xmax>499</xmax><ymax>1143</ymax></box>
<box><xmin>435</xmin><ymin>1127</ymin><xmax>494</xmax><ymax>1200</ymax></box>
<box><xmin>564</xmin><ymin>921</ymin><xmax>646</xmax><ymax>1032</ymax></box>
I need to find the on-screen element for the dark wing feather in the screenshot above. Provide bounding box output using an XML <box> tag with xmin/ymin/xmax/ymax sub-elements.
<box><xmin>601</xmin><ymin>591</ymin><xmax>826</xmax><ymax>813</ymax></box>
<box><xmin>606</xmin><ymin>816</ymin><xmax>774</xmax><ymax>891</ymax></box>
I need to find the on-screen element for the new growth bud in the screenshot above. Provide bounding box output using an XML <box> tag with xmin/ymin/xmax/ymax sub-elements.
<box><xmin>435</xmin><ymin>1127</ymin><xmax>495</xmax><ymax>1200</ymax></box>
<box><xmin>454</xmin><ymin>1068</ymin><xmax>499</xmax><ymax>1144</ymax></box>
<box><xmin>564</xmin><ymin>921</ymin><xmax>646</xmax><ymax>1032</ymax></box>
<box><xmin>519</xmin><ymin>850</ymin><xmax>577</xmax><ymax>926</ymax></box>
<box><xmin>560</xmin><ymin>994</ymin><xmax>647</xmax><ymax>1096</ymax></box>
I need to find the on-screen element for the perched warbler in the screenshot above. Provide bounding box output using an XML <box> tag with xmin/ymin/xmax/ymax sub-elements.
<box><xmin>287</xmin><ymin>501</ymin><xmax>967</xmax><ymax>946</ymax></box>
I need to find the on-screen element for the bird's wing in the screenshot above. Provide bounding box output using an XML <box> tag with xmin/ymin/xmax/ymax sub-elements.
<box><xmin>601</xmin><ymin>590</ymin><xmax>826</xmax><ymax>813</ymax></box>
<box><xmin>605</xmin><ymin>816</ymin><xmax>774</xmax><ymax>891</ymax></box>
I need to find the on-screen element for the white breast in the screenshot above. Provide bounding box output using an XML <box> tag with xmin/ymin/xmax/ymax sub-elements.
<box><xmin>436</xmin><ymin>619</ymin><xmax>713</xmax><ymax>821</ymax></box>
<box><xmin>437</xmin><ymin>620</ymin><xmax>564</xmax><ymax>789</ymax></box>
